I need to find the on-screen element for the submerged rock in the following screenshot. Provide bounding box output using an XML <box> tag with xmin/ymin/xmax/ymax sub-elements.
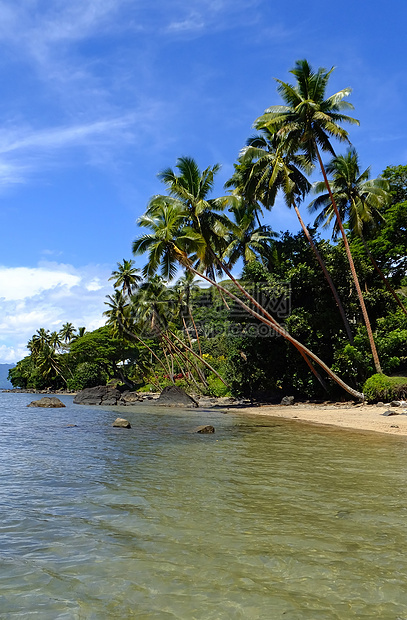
<box><xmin>193</xmin><ymin>425</ymin><xmax>215</xmax><ymax>434</ymax></box>
<box><xmin>27</xmin><ymin>397</ymin><xmax>65</xmax><ymax>408</ymax></box>
<box><xmin>156</xmin><ymin>386</ymin><xmax>198</xmax><ymax>408</ymax></box>
<box><xmin>112</xmin><ymin>417</ymin><xmax>131</xmax><ymax>428</ymax></box>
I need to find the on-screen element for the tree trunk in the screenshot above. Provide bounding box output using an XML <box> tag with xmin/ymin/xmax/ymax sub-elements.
<box><xmin>184</xmin><ymin>262</ymin><xmax>364</xmax><ymax>400</ymax></box>
<box><xmin>315</xmin><ymin>146</ymin><xmax>382</xmax><ymax>374</ymax></box>
<box><xmin>292</xmin><ymin>200</ymin><xmax>354</xmax><ymax>344</ymax></box>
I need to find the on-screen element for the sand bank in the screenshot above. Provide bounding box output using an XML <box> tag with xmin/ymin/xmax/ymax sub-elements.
<box><xmin>229</xmin><ymin>402</ymin><xmax>407</xmax><ymax>437</ymax></box>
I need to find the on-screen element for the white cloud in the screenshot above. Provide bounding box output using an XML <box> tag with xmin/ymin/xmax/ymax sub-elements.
<box><xmin>0</xmin><ymin>266</ymin><xmax>80</xmax><ymax>301</ymax></box>
<box><xmin>0</xmin><ymin>262</ymin><xmax>112</xmax><ymax>363</ymax></box>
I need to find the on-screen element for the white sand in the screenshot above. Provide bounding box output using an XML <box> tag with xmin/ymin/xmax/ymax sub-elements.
<box><xmin>229</xmin><ymin>402</ymin><xmax>407</xmax><ymax>437</ymax></box>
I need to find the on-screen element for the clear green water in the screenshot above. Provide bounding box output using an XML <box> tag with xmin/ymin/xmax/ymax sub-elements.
<box><xmin>1</xmin><ymin>393</ymin><xmax>407</xmax><ymax>619</ymax></box>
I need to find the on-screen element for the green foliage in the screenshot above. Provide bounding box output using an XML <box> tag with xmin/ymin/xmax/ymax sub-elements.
<box><xmin>66</xmin><ymin>362</ymin><xmax>108</xmax><ymax>391</ymax></box>
<box><xmin>363</xmin><ymin>374</ymin><xmax>407</xmax><ymax>403</ymax></box>
<box><xmin>207</xmin><ymin>374</ymin><xmax>231</xmax><ymax>397</ymax></box>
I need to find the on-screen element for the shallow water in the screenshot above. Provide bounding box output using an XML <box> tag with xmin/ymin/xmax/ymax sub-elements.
<box><xmin>1</xmin><ymin>392</ymin><xmax>407</xmax><ymax>619</ymax></box>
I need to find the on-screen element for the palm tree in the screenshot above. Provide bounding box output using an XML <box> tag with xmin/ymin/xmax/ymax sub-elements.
<box><xmin>132</xmin><ymin>198</ymin><xmax>364</xmax><ymax>399</ymax></box>
<box><xmin>146</xmin><ymin>157</ymin><xmax>232</xmax><ymax>280</ymax></box>
<box><xmin>222</xmin><ymin>199</ymin><xmax>276</xmax><ymax>268</ymax></box>
<box><xmin>32</xmin><ymin>328</ymin><xmax>51</xmax><ymax>351</ymax></box>
<box><xmin>59</xmin><ymin>322</ymin><xmax>76</xmax><ymax>344</ymax></box>
<box><xmin>227</xmin><ymin>129</ymin><xmax>354</xmax><ymax>343</ymax></box>
<box><xmin>255</xmin><ymin>59</ymin><xmax>382</xmax><ymax>373</ymax></box>
<box><xmin>310</xmin><ymin>148</ymin><xmax>407</xmax><ymax>316</ymax></box>
<box><xmin>49</xmin><ymin>331</ymin><xmax>62</xmax><ymax>351</ymax></box>
<box><xmin>103</xmin><ymin>288</ymin><xmax>170</xmax><ymax>381</ymax></box>
<box><xmin>109</xmin><ymin>259</ymin><xmax>142</xmax><ymax>298</ymax></box>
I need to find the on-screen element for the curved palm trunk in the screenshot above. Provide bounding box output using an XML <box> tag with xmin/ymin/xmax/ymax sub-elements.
<box><xmin>163</xmin><ymin>333</ymin><xmax>205</xmax><ymax>393</ymax></box>
<box><xmin>118</xmin><ymin>318</ymin><xmax>172</xmax><ymax>380</ymax></box>
<box><xmin>292</xmin><ymin>200</ymin><xmax>354</xmax><ymax>344</ymax></box>
<box><xmin>360</xmin><ymin>234</ymin><xmax>407</xmax><ymax>317</ymax></box>
<box><xmin>217</xmin><ymin>259</ymin><xmax>330</xmax><ymax>393</ymax></box>
<box><xmin>315</xmin><ymin>147</ymin><xmax>382</xmax><ymax>374</ymax></box>
<box><xmin>168</xmin><ymin>329</ymin><xmax>231</xmax><ymax>389</ymax></box>
<box><xmin>184</xmin><ymin>263</ymin><xmax>363</xmax><ymax>400</ymax></box>
<box><xmin>181</xmin><ymin>316</ymin><xmax>207</xmax><ymax>385</ymax></box>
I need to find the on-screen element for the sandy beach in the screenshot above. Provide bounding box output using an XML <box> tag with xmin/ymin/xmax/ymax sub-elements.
<box><xmin>229</xmin><ymin>401</ymin><xmax>407</xmax><ymax>437</ymax></box>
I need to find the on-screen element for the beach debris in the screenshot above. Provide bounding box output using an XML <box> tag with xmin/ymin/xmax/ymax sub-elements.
<box><xmin>193</xmin><ymin>425</ymin><xmax>215</xmax><ymax>433</ymax></box>
<box><xmin>27</xmin><ymin>397</ymin><xmax>65</xmax><ymax>408</ymax></box>
<box><xmin>112</xmin><ymin>417</ymin><xmax>131</xmax><ymax>428</ymax></box>
<box><xmin>390</xmin><ymin>425</ymin><xmax>399</xmax><ymax>428</ymax></box>
<box><xmin>281</xmin><ymin>396</ymin><xmax>295</xmax><ymax>406</ymax></box>
<box><xmin>156</xmin><ymin>386</ymin><xmax>198</xmax><ymax>408</ymax></box>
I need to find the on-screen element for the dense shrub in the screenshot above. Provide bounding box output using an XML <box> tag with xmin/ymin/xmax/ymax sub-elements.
<box><xmin>363</xmin><ymin>374</ymin><xmax>407</xmax><ymax>402</ymax></box>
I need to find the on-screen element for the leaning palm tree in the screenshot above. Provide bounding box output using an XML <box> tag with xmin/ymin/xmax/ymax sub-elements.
<box><xmin>132</xmin><ymin>199</ymin><xmax>363</xmax><ymax>399</ymax></box>
<box><xmin>309</xmin><ymin>148</ymin><xmax>407</xmax><ymax>316</ymax></box>
<box><xmin>109</xmin><ymin>259</ymin><xmax>142</xmax><ymax>298</ymax></box>
<box><xmin>227</xmin><ymin>129</ymin><xmax>354</xmax><ymax>343</ymax></box>
<box><xmin>255</xmin><ymin>59</ymin><xmax>382</xmax><ymax>373</ymax></box>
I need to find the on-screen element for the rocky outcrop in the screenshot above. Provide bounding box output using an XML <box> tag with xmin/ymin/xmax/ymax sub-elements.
<box><xmin>121</xmin><ymin>391</ymin><xmax>143</xmax><ymax>403</ymax></box>
<box><xmin>112</xmin><ymin>417</ymin><xmax>131</xmax><ymax>428</ymax></box>
<box><xmin>74</xmin><ymin>386</ymin><xmax>123</xmax><ymax>406</ymax></box>
<box><xmin>27</xmin><ymin>397</ymin><xmax>66</xmax><ymax>408</ymax></box>
<box><xmin>281</xmin><ymin>396</ymin><xmax>295</xmax><ymax>406</ymax></box>
<box><xmin>156</xmin><ymin>386</ymin><xmax>198</xmax><ymax>408</ymax></box>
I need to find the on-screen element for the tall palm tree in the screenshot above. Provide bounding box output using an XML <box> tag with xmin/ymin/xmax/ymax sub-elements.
<box><xmin>109</xmin><ymin>259</ymin><xmax>142</xmax><ymax>298</ymax></box>
<box><xmin>310</xmin><ymin>148</ymin><xmax>407</xmax><ymax>316</ymax></box>
<box><xmin>132</xmin><ymin>198</ymin><xmax>364</xmax><ymax>399</ymax></box>
<box><xmin>227</xmin><ymin>129</ymin><xmax>354</xmax><ymax>343</ymax></box>
<box><xmin>255</xmin><ymin>59</ymin><xmax>382</xmax><ymax>373</ymax></box>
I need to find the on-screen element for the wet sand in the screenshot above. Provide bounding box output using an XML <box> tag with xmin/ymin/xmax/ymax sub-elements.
<box><xmin>229</xmin><ymin>402</ymin><xmax>407</xmax><ymax>437</ymax></box>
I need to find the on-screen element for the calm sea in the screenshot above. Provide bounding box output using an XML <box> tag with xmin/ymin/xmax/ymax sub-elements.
<box><xmin>1</xmin><ymin>392</ymin><xmax>407</xmax><ymax>619</ymax></box>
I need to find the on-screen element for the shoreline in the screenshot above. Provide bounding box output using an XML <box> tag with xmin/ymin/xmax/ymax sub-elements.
<box><xmin>226</xmin><ymin>402</ymin><xmax>407</xmax><ymax>437</ymax></box>
<box><xmin>5</xmin><ymin>389</ymin><xmax>407</xmax><ymax>437</ymax></box>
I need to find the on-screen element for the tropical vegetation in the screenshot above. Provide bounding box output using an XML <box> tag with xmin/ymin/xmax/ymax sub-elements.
<box><xmin>8</xmin><ymin>61</ymin><xmax>407</xmax><ymax>402</ymax></box>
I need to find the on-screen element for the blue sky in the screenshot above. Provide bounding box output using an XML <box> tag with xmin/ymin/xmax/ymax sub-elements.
<box><xmin>0</xmin><ymin>0</ymin><xmax>406</xmax><ymax>363</ymax></box>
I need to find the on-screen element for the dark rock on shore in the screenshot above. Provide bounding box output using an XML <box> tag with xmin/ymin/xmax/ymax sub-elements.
<box><xmin>121</xmin><ymin>391</ymin><xmax>143</xmax><ymax>403</ymax></box>
<box><xmin>156</xmin><ymin>386</ymin><xmax>198</xmax><ymax>408</ymax></box>
<box><xmin>74</xmin><ymin>386</ymin><xmax>123</xmax><ymax>406</ymax></box>
<box><xmin>27</xmin><ymin>397</ymin><xmax>66</xmax><ymax>408</ymax></box>
<box><xmin>281</xmin><ymin>396</ymin><xmax>295</xmax><ymax>406</ymax></box>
